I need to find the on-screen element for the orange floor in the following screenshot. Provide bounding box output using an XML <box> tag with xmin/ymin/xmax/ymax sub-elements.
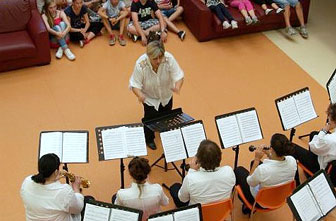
<box><xmin>0</xmin><ymin>21</ymin><xmax>335</xmax><ymax>220</ymax></box>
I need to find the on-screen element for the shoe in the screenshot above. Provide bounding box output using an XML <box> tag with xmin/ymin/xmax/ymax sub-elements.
<box><xmin>118</xmin><ymin>34</ymin><xmax>126</xmax><ymax>46</ymax></box>
<box><xmin>265</xmin><ymin>8</ymin><xmax>273</xmax><ymax>15</ymax></box>
<box><xmin>147</xmin><ymin>142</ymin><xmax>157</xmax><ymax>150</ymax></box>
<box><xmin>299</xmin><ymin>26</ymin><xmax>308</xmax><ymax>39</ymax></box>
<box><xmin>132</xmin><ymin>34</ymin><xmax>138</xmax><ymax>42</ymax></box>
<box><xmin>64</xmin><ymin>48</ymin><xmax>75</xmax><ymax>61</ymax></box>
<box><xmin>222</xmin><ymin>21</ymin><xmax>231</xmax><ymax>29</ymax></box>
<box><xmin>251</xmin><ymin>16</ymin><xmax>259</xmax><ymax>24</ymax></box>
<box><xmin>245</xmin><ymin>16</ymin><xmax>253</xmax><ymax>25</ymax></box>
<box><xmin>109</xmin><ymin>34</ymin><xmax>116</xmax><ymax>46</ymax></box>
<box><xmin>242</xmin><ymin>204</ymin><xmax>251</xmax><ymax>215</ymax></box>
<box><xmin>285</xmin><ymin>27</ymin><xmax>298</xmax><ymax>36</ymax></box>
<box><xmin>276</xmin><ymin>8</ymin><xmax>284</xmax><ymax>14</ymax></box>
<box><xmin>79</xmin><ymin>40</ymin><xmax>84</xmax><ymax>48</ymax></box>
<box><xmin>177</xmin><ymin>30</ymin><xmax>186</xmax><ymax>41</ymax></box>
<box><xmin>231</xmin><ymin>20</ymin><xmax>238</xmax><ymax>29</ymax></box>
<box><xmin>55</xmin><ymin>47</ymin><xmax>63</xmax><ymax>59</ymax></box>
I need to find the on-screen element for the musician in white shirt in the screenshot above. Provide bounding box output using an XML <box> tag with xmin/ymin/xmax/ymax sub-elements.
<box><xmin>129</xmin><ymin>40</ymin><xmax>184</xmax><ymax>150</ymax></box>
<box><xmin>169</xmin><ymin>139</ymin><xmax>236</xmax><ymax>207</ymax></box>
<box><xmin>20</xmin><ymin>153</ymin><xmax>84</xmax><ymax>221</ymax></box>
<box><xmin>115</xmin><ymin>157</ymin><xmax>169</xmax><ymax>221</ymax></box>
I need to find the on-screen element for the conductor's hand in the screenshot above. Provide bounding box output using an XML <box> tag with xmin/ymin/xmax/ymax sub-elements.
<box><xmin>254</xmin><ymin>146</ymin><xmax>264</xmax><ymax>161</ymax></box>
<box><xmin>72</xmin><ymin>176</ymin><xmax>81</xmax><ymax>193</ymax></box>
<box><xmin>189</xmin><ymin>157</ymin><xmax>200</xmax><ymax>170</ymax></box>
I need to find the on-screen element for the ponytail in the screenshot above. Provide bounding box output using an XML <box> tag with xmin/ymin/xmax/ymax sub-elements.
<box><xmin>128</xmin><ymin>157</ymin><xmax>151</xmax><ymax>198</ymax></box>
<box><xmin>270</xmin><ymin>133</ymin><xmax>294</xmax><ymax>157</ymax></box>
<box><xmin>31</xmin><ymin>173</ymin><xmax>46</xmax><ymax>184</ymax></box>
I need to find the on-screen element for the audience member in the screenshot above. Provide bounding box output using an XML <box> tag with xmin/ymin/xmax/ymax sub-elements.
<box><xmin>228</xmin><ymin>0</ymin><xmax>259</xmax><ymax>25</ymax></box>
<box><xmin>252</xmin><ymin>0</ymin><xmax>284</xmax><ymax>15</ymax></box>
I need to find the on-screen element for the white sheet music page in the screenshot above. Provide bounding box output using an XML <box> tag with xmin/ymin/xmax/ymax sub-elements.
<box><xmin>160</xmin><ymin>129</ymin><xmax>187</xmax><ymax>163</ymax></box>
<box><xmin>294</xmin><ymin>90</ymin><xmax>317</xmax><ymax>124</ymax></box>
<box><xmin>328</xmin><ymin>73</ymin><xmax>336</xmax><ymax>104</ymax></box>
<box><xmin>102</xmin><ymin>127</ymin><xmax>127</xmax><ymax>160</ymax></box>
<box><xmin>173</xmin><ymin>208</ymin><xmax>200</xmax><ymax>221</ymax></box>
<box><xmin>39</xmin><ymin>132</ymin><xmax>63</xmax><ymax>160</ymax></box>
<box><xmin>181</xmin><ymin>123</ymin><xmax>206</xmax><ymax>158</ymax></box>
<box><xmin>148</xmin><ymin>214</ymin><xmax>174</xmax><ymax>221</ymax></box>
<box><xmin>83</xmin><ymin>204</ymin><xmax>110</xmax><ymax>221</ymax></box>
<box><xmin>125</xmin><ymin>126</ymin><xmax>147</xmax><ymax>157</ymax></box>
<box><xmin>309</xmin><ymin>173</ymin><xmax>336</xmax><ymax>215</ymax></box>
<box><xmin>276</xmin><ymin>97</ymin><xmax>301</xmax><ymax>130</ymax></box>
<box><xmin>216</xmin><ymin>115</ymin><xmax>242</xmax><ymax>148</ymax></box>
<box><xmin>290</xmin><ymin>186</ymin><xmax>322</xmax><ymax>221</ymax></box>
<box><xmin>237</xmin><ymin>110</ymin><xmax>263</xmax><ymax>143</ymax></box>
<box><xmin>62</xmin><ymin>132</ymin><xmax>87</xmax><ymax>163</ymax></box>
<box><xmin>109</xmin><ymin>208</ymin><xmax>139</xmax><ymax>221</ymax></box>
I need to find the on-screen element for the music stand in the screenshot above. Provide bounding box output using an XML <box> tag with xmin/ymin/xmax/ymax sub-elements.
<box><xmin>148</xmin><ymin>203</ymin><xmax>203</xmax><ymax>221</ymax></box>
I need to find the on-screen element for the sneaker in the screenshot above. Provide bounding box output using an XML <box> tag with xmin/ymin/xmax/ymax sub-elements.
<box><xmin>299</xmin><ymin>26</ymin><xmax>308</xmax><ymax>39</ymax></box>
<box><xmin>55</xmin><ymin>47</ymin><xmax>63</xmax><ymax>59</ymax></box>
<box><xmin>132</xmin><ymin>34</ymin><xmax>138</xmax><ymax>42</ymax></box>
<box><xmin>79</xmin><ymin>40</ymin><xmax>84</xmax><ymax>48</ymax></box>
<box><xmin>64</xmin><ymin>48</ymin><xmax>75</xmax><ymax>61</ymax></box>
<box><xmin>276</xmin><ymin>8</ymin><xmax>284</xmax><ymax>14</ymax></box>
<box><xmin>109</xmin><ymin>34</ymin><xmax>116</xmax><ymax>46</ymax></box>
<box><xmin>265</xmin><ymin>8</ymin><xmax>273</xmax><ymax>15</ymax></box>
<box><xmin>222</xmin><ymin>21</ymin><xmax>231</xmax><ymax>29</ymax></box>
<box><xmin>252</xmin><ymin>16</ymin><xmax>259</xmax><ymax>24</ymax></box>
<box><xmin>285</xmin><ymin>27</ymin><xmax>298</xmax><ymax>36</ymax></box>
<box><xmin>245</xmin><ymin>16</ymin><xmax>253</xmax><ymax>25</ymax></box>
<box><xmin>242</xmin><ymin>204</ymin><xmax>251</xmax><ymax>215</ymax></box>
<box><xmin>231</xmin><ymin>20</ymin><xmax>238</xmax><ymax>29</ymax></box>
<box><xmin>177</xmin><ymin>30</ymin><xmax>186</xmax><ymax>41</ymax></box>
<box><xmin>147</xmin><ymin>142</ymin><xmax>157</xmax><ymax>150</ymax></box>
<box><xmin>118</xmin><ymin>34</ymin><xmax>126</xmax><ymax>46</ymax></box>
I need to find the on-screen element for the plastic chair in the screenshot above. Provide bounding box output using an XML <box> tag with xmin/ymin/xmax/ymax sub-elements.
<box><xmin>235</xmin><ymin>180</ymin><xmax>296</xmax><ymax>221</ymax></box>
<box><xmin>298</xmin><ymin>161</ymin><xmax>335</xmax><ymax>176</ymax></box>
<box><xmin>201</xmin><ymin>197</ymin><xmax>234</xmax><ymax>221</ymax></box>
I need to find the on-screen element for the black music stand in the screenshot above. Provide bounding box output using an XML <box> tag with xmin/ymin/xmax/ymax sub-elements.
<box><xmin>148</xmin><ymin>203</ymin><xmax>203</xmax><ymax>221</ymax></box>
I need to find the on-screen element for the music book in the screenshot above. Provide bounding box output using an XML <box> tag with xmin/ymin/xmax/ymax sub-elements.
<box><xmin>160</xmin><ymin>120</ymin><xmax>206</xmax><ymax>163</ymax></box>
<box><xmin>83</xmin><ymin>200</ymin><xmax>143</xmax><ymax>221</ymax></box>
<box><xmin>148</xmin><ymin>203</ymin><xmax>202</xmax><ymax>221</ymax></box>
<box><xmin>326</xmin><ymin>68</ymin><xmax>336</xmax><ymax>104</ymax></box>
<box><xmin>95</xmin><ymin>123</ymin><xmax>147</xmax><ymax>161</ymax></box>
<box><xmin>275</xmin><ymin>87</ymin><xmax>318</xmax><ymax>130</ymax></box>
<box><xmin>215</xmin><ymin>108</ymin><xmax>263</xmax><ymax>148</ymax></box>
<box><xmin>39</xmin><ymin>130</ymin><xmax>89</xmax><ymax>163</ymax></box>
<box><xmin>287</xmin><ymin>170</ymin><xmax>336</xmax><ymax>221</ymax></box>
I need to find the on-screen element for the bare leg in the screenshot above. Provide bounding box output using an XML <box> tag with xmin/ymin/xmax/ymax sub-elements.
<box><xmin>164</xmin><ymin>16</ymin><xmax>179</xmax><ymax>34</ymax></box>
<box><xmin>295</xmin><ymin>2</ymin><xmax>305</xmax><ymax>26</ymax></box>
<box><xmin>86</xmin><ymin>32</ymin><xmax>96</xmax><ymax>41</ymax></box>
<box><xmin>168</xmin><ymin>6</ymin><xmax>183</xmax><ymax>22</ymax></box>
<box><xmin>102</xmin><ymin>17</ymin><xmax>113</xmax><ymax>35</ymax></box>
<box><xmin>248</xmin><ymin>9</ymin><xmax>256</xmax><ymax>17</ymax></box>
<box><xmin>119</xmin><ymin>11</ymin><xmax>128</xmax><ymax>35</ymax></box>
<box><xmin>283</xmin><ymin>5</ymin><xmax>291</xmax><ymax>27</ymax></box>
<box><xmin>261</xmin><ymin>3</ymin><xmax>267</xmax><ymax>10</ymax></box>
<box><xmin>127</xmin><ymin>25</ymin><xmax>138</xmax><ymax>35</ymax></box>
<box><xmin>240</xmin><ymin>9</ymin><xmax>249</xmax><ymax>18</ymax></box>
<box><xmin>271</xmin><ymin>2</ymin><xmax>279</xmax><ymax>9</ymax></box>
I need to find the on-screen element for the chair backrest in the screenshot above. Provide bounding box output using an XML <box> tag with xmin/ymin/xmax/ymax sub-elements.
<box><xmin>255</xmin><ymin>180</ymin><xmax>295</xmax><ymax>209</ymax></box>
<box><xmin>201</xmin><ymin>198</ymin><xmax>233</xmax><ymax>221</ymax></box>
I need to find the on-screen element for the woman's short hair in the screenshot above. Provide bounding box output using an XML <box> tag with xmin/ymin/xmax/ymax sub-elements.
<box><xmin>327</xmin><ymin>103</ymin><xmax>336</xmax><ymax>123</ymax></box>
<box><xmin>31</xmin><ymin>153</ymin><xmax>60</xmax><ymax>184</ymax></box>
<box><xmin>146</xmin><ymin>40</ymin><xmax>165</xmax><ymax>60</ymax></box>
<box><xmin>128</xmin><ymin>157</ymin><xmax>151</xmax><ymax>183</ymax></box>
<box><xmin>270</xmin><ymin>133</ymin><xmax>294</xmax><ymax>157</ymax></box>
<box><xmin>196</xmin><ymin>140</ymin><xmax>222</xmax><ymax>171</ymax></box>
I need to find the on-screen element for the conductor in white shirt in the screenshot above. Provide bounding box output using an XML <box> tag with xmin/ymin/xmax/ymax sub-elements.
<box><xmin>169</xmin><ymin>139</ymin><xmax>236</xmax><ymax>207</ymax></box>
<box><xmin>234</xmin><ymin>133</ymin><xmax>297</xmax><ymax>214</ymax></box>
<box><xmin>20</xmin><ymin>153</ymin><xmax>84</xmax><ymax>221</ymax></box>
<box><xmin>129</xmin><ymin>40</ymin><xmax>184</xmax><ymax>150</ymax></box>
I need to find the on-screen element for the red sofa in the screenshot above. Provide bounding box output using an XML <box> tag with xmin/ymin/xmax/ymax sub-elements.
<box><xmin>181</xmin><ymin>0</ymin><xmax>310</xmax><ymax>42</ymax></box>
<box><xmin>0</xmin><ymin>0</ymin><xmax>51</xmax><ymax>72</ymax></box>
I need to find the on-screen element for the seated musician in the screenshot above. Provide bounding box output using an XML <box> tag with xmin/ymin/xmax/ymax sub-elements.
<box><xmin>114</xmin><ymin>157</ymin><xmax>169</xmax><ymax>221</ymax></box>
<box><xmin>20</xmin><ymin>153</ymin><xmax>84</xmax><ymax>221</ymax></box>
<box><xmin>234</xmin><ymin>133</ymin><xmax>297</xmax><ymax>214</ymax></box>
<box><xmin>169</xmin><ymin>139</ymin><xmax>236</xmax><ymax>207</ymax></box>
<box><xmin>291</xmin><ymin>103</ymin><xmax>336</xmax><ymax>185</ymax></box>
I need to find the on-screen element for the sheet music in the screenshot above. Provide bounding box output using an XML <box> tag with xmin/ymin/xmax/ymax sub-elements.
<box><xmin>160</xmin><ymin>129</ymin><xmax>187</xmax><ymax>163</ymax></box>
<box><xmin>125</xmin><ymin>127</ymin><xmax>147</xmax><ymax>157</ymax></box>
<box><xmin>181</xmin><ymin>123</ymin><xmax>206</xmax><ymax>157</ymax></box>
<box><xmin>62</xmin><ymin>132</ymin><xmax>87</xmax><ymax>163</ymax></box>
<box><xmin>173</xmin><ymin>208</ymin><xmax>200</xmax><ymax>221</ymax></box>
<box><xmin>148</xmin><ymin>214</ymin><xmax>174</xmax><ymax>221</ymax></box>
<box><xmin>328</xmin><ymin>72</ymin><xmax>336</xmax><ymax>104</ymax></box>
<box><xmin>102</xmin><ymin>127</ymin><xmax>127</xmax><ymax>160</ymax></box>
<box><xmin>277</xmin><ymin>97</ymin><xmax>301</xmax><ymax>130</ymax></box>
<box><xmin>216</xmin><ymin>115</ymin><xmax>242</xmax><ymax>148</ymax></box>
<box><xmin>39</xmin><ymin>132</ymin><xmax>63</xmax><ymax>160</ymax></box>
<box><xmin>237</xmin><ymin>110</ymin><xmax>262</xmax><ymax>143</ymax></box>
<box><xmin>309</xmin><ymin>173</ymin><xmax>336</xmax><ymax>215</ymax></box>
<box><xmin>83</xmin><ymin>204</ymin><xmax>110</xmax><ymax>221</ymax></box>
<box><xmin>290</xmin><ymin>186</ymin><xmax>322</xmax><ymax>221</ymax></box>
<box><xmin>109</xmin><ymin>208</ymin><xmax>139</xmax><ymax>221</ymax></box>
<box><xmin>294</xmin><ymin>90</ymin><xmax>317</xmax><ymax>124</ymax></box>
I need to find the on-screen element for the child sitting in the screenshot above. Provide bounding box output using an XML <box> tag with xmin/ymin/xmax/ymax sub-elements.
<box><xmin>228</xmin><ymin>0</ymin><xmax>259</xmax><ymax>25</ymax></box>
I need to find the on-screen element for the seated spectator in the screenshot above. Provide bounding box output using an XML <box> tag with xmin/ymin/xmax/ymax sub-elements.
<box><xmin>98</xmin><ymin>0</ymin><xmax>128</xmax><ymax>46</ymax></box>
<box><xmin>155</xmin><ymin>0</ymin><xmax>186</xmax><ymax>40</ymax></box>
<box><xmin>114</xmin><ymin>157</ymin><xmax>169</xmax><ymax>221</ymax></box>
<box><xmin>235</xmin><ymin>133</ymin><xmax>297</xmax><ymax>214</ymax></box>
<box><xmin>64</xmin><ymin>0</ymin><xmax>104</xmax><ymax>48</ymax></box>
<box><xmin>169</xmin><ymin>139</ymin><xmax>236</xmax><ymax>207</ymax></box>
<box><xmin>272</xmin><ymin>0</ymin><xmax>308</xmax><ymax>38</ymax></box>
<box><xmin>127</xmin><ymin>0</ymin><xmax>167</xmax><ymax>46</ymax></box>
<box><xmin>42</xmin><ymin>0</ymin><xmax>76</xmax><ymax>60</ymax></box>
<box><xmin>201</xmin><ymin>0</ymin><xmax>238</xmax><ymax>29</ymax></box>
<box><xmin>252</xmin><ymin>0</ymin><xmax>284</xmax><ymax>15</ymax></box>
<box><xmin>37</xmin><ymin>0</ymin><xmax>45</xmax><ymax>13</ymax></box>
<box><xmin>228</xmin><ymin>0</ymin><xmax>259</xmax><ymax>25</ymax></box>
